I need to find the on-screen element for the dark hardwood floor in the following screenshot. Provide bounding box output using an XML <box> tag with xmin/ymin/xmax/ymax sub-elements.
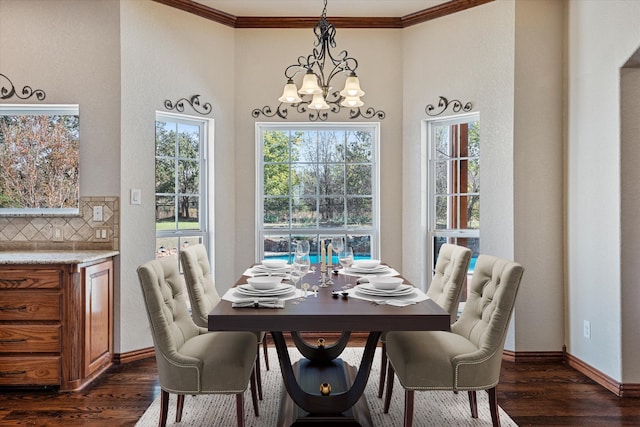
<box><xmin>1</xmin><ymin>345</ymin><xmax>639</xmax><ymax>426</ymax></box>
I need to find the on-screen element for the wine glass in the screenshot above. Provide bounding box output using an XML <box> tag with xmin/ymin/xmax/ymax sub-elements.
<box><xmin>294</xmin><ymin>254</ymin><xmax>310</xmax><ymax>301</ymax></box>
<box><xmin>289</xmin><ymin>269</ymin><xmax>303</xmax><ymax>304</ymax></box>
<box><xmin>339</xmin><ymin>247</ymin><xmax>354</xmax><ymax>287</ymax></box>
<box><xmin>330</xmin><ymin>236</ymin><xmax>344</xmax><ymax>267</ymax></box>
<box><xmin>296</xmin><ymin>239</ymin><xmax>310</xmax><ymax>256</ymax></box>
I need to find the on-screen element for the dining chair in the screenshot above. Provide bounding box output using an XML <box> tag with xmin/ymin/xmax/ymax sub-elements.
<box><xmin>383</xmin><ymin>254</ymin><xmax>524</xmax><ymax>427</ymax></box>
<box><xmin>377</xmin><ymin>243</ymin><xmax>472</xmax><ymax>398</ymax></box>
<box><xmin>137</xmin><ymin>256</ymin><xmax>259</xmax><ymax>427</ymax></box>
<box><xmin>179</xmin><ymin>244</ymin><xmax>270</xmax><ymax>400</ymax></box>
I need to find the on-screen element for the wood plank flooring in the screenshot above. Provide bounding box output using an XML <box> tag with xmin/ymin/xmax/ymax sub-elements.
<box><xmin>1</xmin><ymin>346</ymin><xmax>640</xmax><ymax>426</ymax></box>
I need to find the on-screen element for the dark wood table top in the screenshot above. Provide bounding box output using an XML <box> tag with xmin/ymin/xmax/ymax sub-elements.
<box><xmin>208</xmin><ymin>266</ymin><xmax>450</xmax><ymax>333</ymax></box>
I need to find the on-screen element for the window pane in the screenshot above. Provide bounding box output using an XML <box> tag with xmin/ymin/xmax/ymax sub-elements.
<box><xmin>346</xmin><ymin>130</ymin><xmax>372</xmax><ymax>162</ymax></box>
<box><xmin>177</xmin><ymin>196</ymin><xmax>199</xmax><ymax>229</ymax></box>
<box><xmin>319</xmin><ymin>164</ymin><xmax>344</xmax><ymax>196</ymax></box>
<box><xmin>467</xmin><ymin>196</ymin><xmax>480</xmax><ymax>229</ymax></box>
<box><xmin>319</xmin><ymin>197</ymin><xmax>344</xmax><ymax>228</ymax></box>
<box><xmin>264</xmin><ymin>197</ymin><xmax>289</xmax><ymax>228</ymax></box>
<box><xmin>264</xmin><ymin>164</ymin><xmax>290</xmax><ymax>196</ymax></box>
<box><xmin>467</xmin><ymin>157</ymin><xmax>480</xmax><ymax>193</ymax></box>
<box><xmin>347</xmin><ymin>164</ymin><xmax>372</xmax><ymax>195</ymax></box>
<box><xmin>177</xmin><ymin>123</ymin><xmax>199</xmax><ymax>159</ymax></box>
<box><xmin>347</xmin><ymin>197</ymin><xmax>372</xmax><ymax>228</ymax></box>
<box><xmin>435</xmin><ymin>195</ymin><xmax>449</xmax><ymax>229</ymax></box>
<box><xmin>264</xmin><ymin>130</ymin><xmax>291</xmax><ymax>163</ymax></box>
<box><xmin>350</xmin><ymin>235</ymin><xmax>372</xmax><ymax>258</ymax></box>
<box><xmin>318</xmin><ymin>131</ymin><xmax>344</xmax><ymax>163</ymax></box>
<box><xmin>155</xmin><ymin>121</ymin><xmax>176</xmax><ymax>157</ymax></box>
<box><xmin>156</xmin><ymin>196</ymin><xmax>175</xmax><ymax>230</ymax></box>
<box><xmin>435</xmin><ymin>161</ymin><xmax>448</xmax><ymax>195</ymax></box>
<box><xmin>292</xmin><ymin>197</ymin><xmax>317</xmax><ymax>228</ymax></box>
<box><xmin>293</xmin><ymin>164</ymin><xmax>317</xmax><ymax>196</ymax></box>
<box><xmin>156</xmin><ymin>158</ymin><xmax>175</xmax><ymax>193</ymax></box>
<box><xmin>178</xmin><ymin>159</ymin><xmax>199</xmax><ymax>194</ymax></box>
<box><xmin>434</xmin><ymin>126</ymin><xmax>450</xmax><ymax>160</ymax></box>
<box><xmin>264</xmin><ymin>235</ymin><xmax>292</xmax><ymax>259</ymax></box>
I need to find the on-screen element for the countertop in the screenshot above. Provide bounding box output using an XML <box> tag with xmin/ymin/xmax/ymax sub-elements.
<box><xmin>0</xmin><ymin>250</ymin><xmax>119</xmax><ymax>265</ymax></box>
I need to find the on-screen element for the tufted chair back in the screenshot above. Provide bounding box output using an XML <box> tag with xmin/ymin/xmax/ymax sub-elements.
<box><xmin>137</xmin><ymin>256</ymin><xmax>203</xmax><ymax>391</ymax></box>
<box><xmin>180</xmin><ymin>244</ymin><xmax>220</xmax><ymax>328</ymax></box>
<box><xmin>426</xmin><ymin>243</ymin><xmax>472</xmax><ymax>324</ymax></box>
<box><xmin>451</xmin><ymin>254</ymin><xmax>524</xmax><ymax>388</ymax></box>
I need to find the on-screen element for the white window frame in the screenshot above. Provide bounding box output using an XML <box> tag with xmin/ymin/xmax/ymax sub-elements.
<box><xmin>425</xmin><ymin>112</ymin><xmax>480</xmax><ymax>288</ymax></box>
<box><xmin>255</xmin><ymin>122</ymin><xmax>380</xmax><ymax>261</ymax></box>
<box><xmin>155</xmin><ymin>111</ymin><xmax>211</xmax><ymax>258</ymax></box>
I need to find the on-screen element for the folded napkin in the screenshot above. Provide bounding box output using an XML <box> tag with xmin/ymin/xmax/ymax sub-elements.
<box><xmin>231</xmin><ymin>298</ymin><xmax>285</xmax><ymax>309</ymax></box>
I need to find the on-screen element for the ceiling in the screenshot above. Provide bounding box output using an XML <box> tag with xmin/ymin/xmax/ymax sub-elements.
<box><xmin>192</xmin><ymin>0</ymin><xmax>452</xmax><ymax>18</ymax></box>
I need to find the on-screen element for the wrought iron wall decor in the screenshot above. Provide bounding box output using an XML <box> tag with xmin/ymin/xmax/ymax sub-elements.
<box><xmin>164</xmin><ymin>94</ymin><xmax>212</xmax><ymax>115</ymax></box>
<box><xmin>425</xmin><ymin>96</ymin><xmax>472</xmax><ymax>117</ymax></box>
<box><xmin>0</xmin><ymin>73</ymin><xmax>47</xmax><ymax>101</ymax></box>
<box><xmin>252</xmin><ymin>0</ymin><xmax>385</xmax><ymax>122</ymax></box>
<box><xmin>251</xmin><ymin>102</ymin><xmax>385</xmax><ymax>122</ymax></box>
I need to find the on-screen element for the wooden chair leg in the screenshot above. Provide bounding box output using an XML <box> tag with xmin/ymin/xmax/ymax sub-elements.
<box><xmin>487</xmin><ymin>387</ymin><xmax>501</xmax><ymax>427</ymax></box>
<box><xmin>262</xmin><ymin>334</ymin><xmax>270</xmax><ymax>370</ymax></box>
<box><xmin>255</xmin><ymin>344</ymin><xmax>263</xmax><ymax>400</ymax></box>
<box><xmin>250</xmin><ymin>367</ymin><xmax>259</xmax><ymax>416</ymax></box>
<box><xmin>159</xmin><ymin>389</ymin><xmax>169</xmax><ymax>427</ymax></box>
<box><xmin>378</xmin><ymin>341</ymin><xmax>387</xmax><ymax>398</ymax></box>
<box><xmin>383</xmin><ymin>363</ymin><xmax>395</xmax><ymax>413</ymax></box>
<box><xmin>175</xmin><ymin>394</ymin><xmax>185</xmax><ymax>422</ymax></box>
<box><xmin>404</xmin><ymin>389</ymin><xmax>414</xmax><ymax>427</ymax></box>
<box><xmin>236</xmin><ymin>394</ymin><xmax>244</xmax><ymax>427</ymax></box>
<box><xmin>468</xmin><ymin>390</ymin><xmax>478</xmax><ymax>418</ymax></box>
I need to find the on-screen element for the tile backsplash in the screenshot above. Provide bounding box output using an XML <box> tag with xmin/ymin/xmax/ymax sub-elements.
<box><xmin>0</xmin><ymin>197</ymin><xmax>119</xmax><ymax>250</ymax></box>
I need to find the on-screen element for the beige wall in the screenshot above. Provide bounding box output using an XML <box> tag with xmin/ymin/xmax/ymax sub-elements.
<box><xmin>118</xmin><ymin>0</ymin><xmax>236</xmax><ymax>353</ymax></box>
<box><xmin>567</xmin><ymin>0</ymin><xmax>640</xmax><ymax>382</ymax></box>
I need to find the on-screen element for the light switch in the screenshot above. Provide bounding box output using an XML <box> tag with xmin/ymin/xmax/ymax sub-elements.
<box><xmin>131</xmin><ymin>189</ymin><xmax>141</xmax><ymax>205</ymax></box>
<box><xmin>93</xmin><ymin>205</ymin><xmax>103</xmax><ymax>222</ymax></box>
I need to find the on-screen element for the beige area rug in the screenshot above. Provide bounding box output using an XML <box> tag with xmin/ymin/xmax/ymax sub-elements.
<box><xmin>136</xmin><ymin>347</ymin><xmax>518</xmax><ymax>427</ymax></box>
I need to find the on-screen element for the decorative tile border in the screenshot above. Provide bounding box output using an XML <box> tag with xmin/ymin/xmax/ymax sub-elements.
<box><xmin>0</xmin><ymin>197</ymin><xmax>119</xmax><ymax>250</ymax></box>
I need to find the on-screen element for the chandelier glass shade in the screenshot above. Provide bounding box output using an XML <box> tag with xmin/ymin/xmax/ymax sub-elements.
<box><xmin>278</xmin><ymin>0</ymin><xmax>365</xmax><ymax>111</ymax></box>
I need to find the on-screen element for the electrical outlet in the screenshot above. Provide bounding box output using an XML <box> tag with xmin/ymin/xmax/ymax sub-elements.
<box><xmin>94</xmin><ymin>227</ymin><xmax>110</xmax><ymax>240</ymax></box>
<box><xmin>53</xmin><ymin>225</ymin><xmax>64</xmax><ymax>242</ymax></box>
<box><xmin>93</xmin><ymin>205</ymin><xmax>103</xmax><ymax>222</ymax></box>
<box><xmin>583</xmin><ymin>320</ymin><xmax>591</xmax><ymax>339</ymax></box>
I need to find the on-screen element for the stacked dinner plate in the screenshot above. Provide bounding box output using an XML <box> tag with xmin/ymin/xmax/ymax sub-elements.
<box><xmin>251</xmin><ymin>263</ymin><xmax>292</xmax><ymax>276</ymax></box>
<box><xmin>349</xmin><ymin>263</ymin><xmax>390</xmax><ymax>275</ymax></box>
<box><xmin>354</xmin><ymin>283</ymin><xmax>415</xmax><ymax>298</ymax></box>
<box><xmin>235</xmin><ymin>283</ymin><xmax>296</xmax><ymax>298</ymax></box>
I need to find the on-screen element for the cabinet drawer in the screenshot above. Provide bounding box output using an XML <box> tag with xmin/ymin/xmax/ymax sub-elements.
<box><xmin>0</xmin><ymin>356</ymin><xmax>60</xmax><ymax>386</ymax></box>
<box><xmin>0</xmin><ymin>291</ymin><xmax>61</xmax><ymax>321</ymax></box>
<box><xmin>0</xmin><ymin>325</ymin><xmax>61</xmax><ymax>353</ymax></box>
<box><xmin>0</xmin><ymin>269</ymin><xmax>61</xmax><ymax>289</ymax></box>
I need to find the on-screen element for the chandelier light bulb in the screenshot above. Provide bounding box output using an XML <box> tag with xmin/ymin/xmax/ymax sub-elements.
<box><xmin>339</xmin><ymin>72</ymin><xmax>365</xmax><ymax>98</ymax></box>
<box><xmin>278</xmin><ymin>79</ymin><xmax>302</xmax><ymax>103</ymax></box>
<box><xmin>340</xmin><ymin>96</ymin><xmax>364</xmax><ymax>108</ymax></box>
<box><xmin>309</xmin><ymin>93</ymin><xmax>330</xmax><ymax>110</ymax></box>
<box><xmin>299</xmin><ymin>70</ymin><xmax>322</xmax><ymax>95</ymax></box>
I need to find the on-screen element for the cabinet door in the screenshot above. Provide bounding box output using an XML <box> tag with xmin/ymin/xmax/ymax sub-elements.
<box><xmin>83</xmin><ymin>260</ymin><xmax>113</xmax><ymax>376</ymax></box>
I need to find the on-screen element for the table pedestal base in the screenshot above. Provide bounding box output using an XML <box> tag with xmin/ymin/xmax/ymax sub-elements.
<box><xmin>277</xmin><ymin>358</ymin><xmax>373</xmax><ymax>427</ymax></box>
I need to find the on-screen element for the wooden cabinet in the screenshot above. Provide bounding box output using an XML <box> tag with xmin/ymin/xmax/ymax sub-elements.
<box><xmin>0</xmin><ymin>258</ymin><xmax>113</xmax><ymax>391</ymax></box>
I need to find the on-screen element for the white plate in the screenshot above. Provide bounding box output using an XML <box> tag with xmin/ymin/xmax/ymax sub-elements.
<box><xmin>353</xmin><ymin>259</ymin><xmax>381</xmax><ymax>269</ymax></box>
<box><xmin>252</xmin><ymin>264</ymin><xmax>292</xmax><ymax>273</ymax></box>
<box><xmin>235</xmin><ymin>283</ymin><xmax>295</xmax><ymax>297</ymax></box>
<box><xmin>355</xmin><ymin>283</ymin><xmax>415</xmax><ymax>297</ymax></box>
<box><xmin>349</xmin><ymin>265</ymin><xmax>390</xmax><ymax>274</ymax></box>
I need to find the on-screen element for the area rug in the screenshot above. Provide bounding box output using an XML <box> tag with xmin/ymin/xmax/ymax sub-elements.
<box><xmin>135</xmin><ymin>347</ymin><xmax>518</xmax><ymax>427</ymax></box>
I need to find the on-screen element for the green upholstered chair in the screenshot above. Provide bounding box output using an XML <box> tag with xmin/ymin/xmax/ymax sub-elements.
<box><xmin>377</xmin><ymin>243</ymin><xmax>472</xmax><ymax>397</ymax></box>
<box><xmin>383</xmin><ymin>254</ymin><xmax>524</xmax><ymax>427</ymax></box>
<box><xmin>137</xmin><ymin>256</ymin><xmax>259</xmax><ymax>427</ymax></box>
<box><xmin>179</xmin><ymin>243</ymin><xmax>269</xmax><ymax>399</ymax></box>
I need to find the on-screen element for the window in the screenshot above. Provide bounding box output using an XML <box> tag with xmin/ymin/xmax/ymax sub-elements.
<box><xmin>0</xmin><ymin>104</ymin><xmax>79</xmax><ymax>215</ymax></box>
<box><xmin>155</xmin><ymin>113</ymin><xmax>209</xmax><ymax>260</ymax></box>
<box><xmin>257</xmin><ymin>123</ymin><xmax>379</xmax><ymax>262</ymax></box>
<box><xmin>427</xmin><ymin>114</ymin><xmax>480</xmax><ymax>285</ymax></box>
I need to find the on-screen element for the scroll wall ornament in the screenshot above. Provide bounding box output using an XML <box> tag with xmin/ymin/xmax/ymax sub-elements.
<box><xmin>0</xmin><ymin>73</ymin><xmax>47</xmax><ymax>101</ymax></box>
<box><xmin>251</xmin><ymin>102</ymin><xmax>385</xmax><ymax>122</ymax></box>
<box><xmin>163</xmin><ymin>94</ymin><xmax>212</xmax><ymax>115</ymax></box>
<box><xmin>425</xmin><ymin>96</ymin><xmax>472</xmax><ymax>117</ymax></box>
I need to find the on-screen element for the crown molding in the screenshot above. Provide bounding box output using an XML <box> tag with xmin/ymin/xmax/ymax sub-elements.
<box><xmin>152</xmin><ymin>0</ymin><xmax>494</xmax><ymax>29</ymax></box>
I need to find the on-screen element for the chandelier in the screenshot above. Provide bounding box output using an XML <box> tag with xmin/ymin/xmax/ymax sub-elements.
<box><xmin>253</xmin><ymin>0</ymin><xmax>385</xmax><ymax>121</ymax></box>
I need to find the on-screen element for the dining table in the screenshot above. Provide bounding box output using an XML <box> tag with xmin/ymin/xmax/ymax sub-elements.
<box><xmin>208</xmin><ymin>264</ymin><xmax>450</xmax><ymax>426</ymax></box>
